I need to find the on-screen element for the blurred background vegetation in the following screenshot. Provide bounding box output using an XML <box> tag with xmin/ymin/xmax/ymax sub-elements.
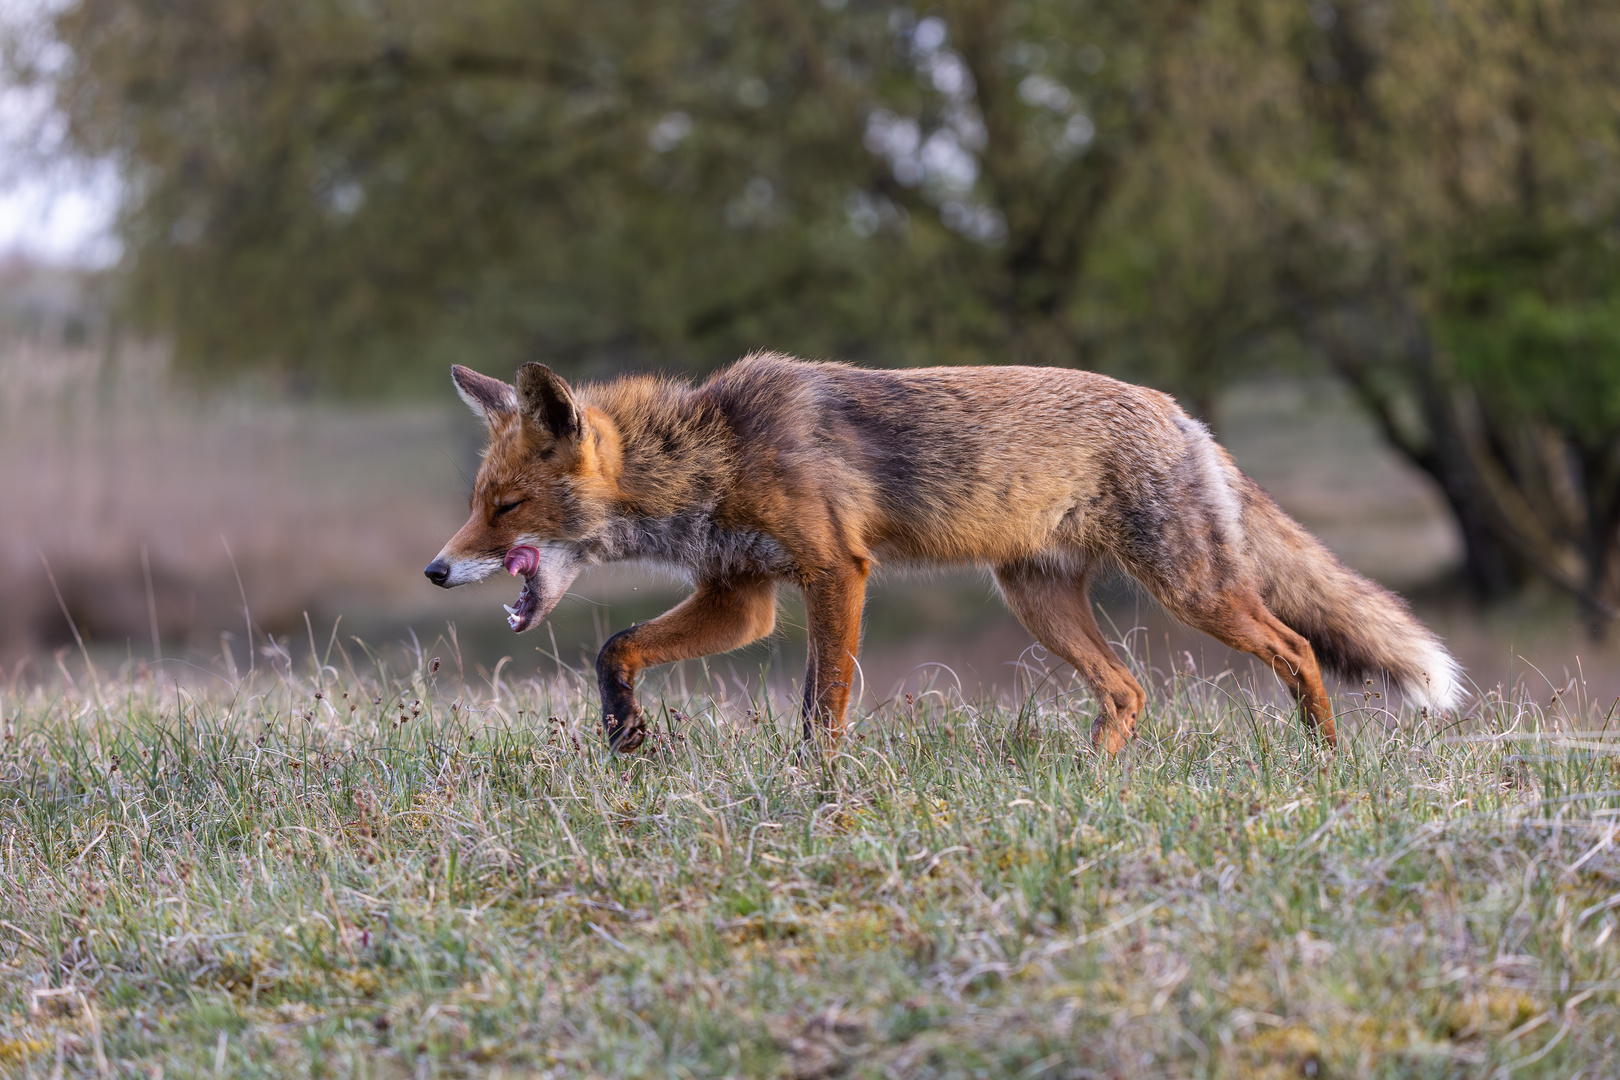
<box><xmin>2</xmin><ymin>0</ymin><xmax>1618</xmax><ymax>689</ymax></box>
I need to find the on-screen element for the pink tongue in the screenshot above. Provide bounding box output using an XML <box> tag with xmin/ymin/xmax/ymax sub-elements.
<box><xmin>504</xmin><ymin>545</ymin><xmax>540</xmax><ymax>577</ymax></box>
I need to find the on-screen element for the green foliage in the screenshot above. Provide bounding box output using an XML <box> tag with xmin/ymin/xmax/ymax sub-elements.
<box><xmin>16</xmin><ymin>0</ymin><xmax>1620</xmax><ymax>404</ymax></box>
<box><xmin>1439</xmin><ymin>234</ymin><xmax>1620</xmax><ymax>450</ymax></box>
<box><xmin>32</xmin><ymin>1</ymin><xmax>887</xmax><ymax>384</ymax></box>
<box><xmin>15</xmin><ymin>0</ymin><xmax>1620</xmax><ymax>611</ymax></box>
<box><xmin>1235</xmin><ymin>0</ymin><xmax>1620</xmax><ymax>614</ymax></box>
<box><xmin>18</xmin><ymin>0</ymin><xmax>1222</xmax><ymax>388</ymax></box>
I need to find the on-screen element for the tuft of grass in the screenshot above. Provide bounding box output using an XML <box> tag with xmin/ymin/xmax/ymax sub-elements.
<box><xmin>1</xmin><ymin>642</ymin><xmax>1618</xmax><ymax>1078</ymax></box>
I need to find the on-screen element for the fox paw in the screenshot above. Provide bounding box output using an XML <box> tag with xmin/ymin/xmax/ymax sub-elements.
<box><xmin>604</xmin><ymin>709</ymin><xmax>647</xmax><ymax>754</ymax></box>
<box><xmin>1089</xmin><ymin>713</ymin><xmax>1135</xmax><ymax>755</ymax></box>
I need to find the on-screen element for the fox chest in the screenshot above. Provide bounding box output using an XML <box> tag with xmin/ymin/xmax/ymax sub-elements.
<box><xmin>601</xmin><ymin>512</ymin><xmax>796</xmax><ymax>579</ymax></box>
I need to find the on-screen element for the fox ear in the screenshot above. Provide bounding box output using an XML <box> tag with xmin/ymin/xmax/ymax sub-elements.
<box><xmin>451</xmin><ymin>365</ymin><xmax>516</xmax><ymax>424</ymax></box>
<box><xmin>515</xmin><ymin>362</ymin><xmax>582</xmax><ymax>443</ymax></box>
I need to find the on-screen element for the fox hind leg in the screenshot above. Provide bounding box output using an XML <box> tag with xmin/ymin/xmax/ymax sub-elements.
<box><xmin>994</xmin><ymin>560</ymin><xmax>1146</xmax><ymax>754</ymax></box>
<box><xmin>595</xmin><ymin>576</ymin><xmax>777</xmax><ymax>751</ymax></box>
<box><xmin>1159</xmin><ymin>589</ymin><xmax>1336</xmax><ymax>746</ymax></box>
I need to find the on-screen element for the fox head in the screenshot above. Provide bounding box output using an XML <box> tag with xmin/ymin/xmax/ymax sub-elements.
<box><xmin>424</xmin><ymin>363</ymin><xmax>622</xmax><ymax>632</ymax></box>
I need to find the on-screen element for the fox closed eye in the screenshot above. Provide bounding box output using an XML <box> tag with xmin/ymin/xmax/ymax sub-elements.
<box><xmin>492</xmin><ymin>500</ymin><xmax>525</xmax><ymax>519</ymax></box>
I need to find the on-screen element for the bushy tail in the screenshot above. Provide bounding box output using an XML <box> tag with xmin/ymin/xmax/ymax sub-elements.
<box><xmin>1240</xmin><ymin>477</ymin><xmax>1463</xmax><ymax>711</ymax></box>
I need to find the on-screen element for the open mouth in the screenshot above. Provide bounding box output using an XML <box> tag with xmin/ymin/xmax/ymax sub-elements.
<box><xmin>502</xmin><ymin>545</ymin><xmax>542</xmax><ymax>633</ymax></box>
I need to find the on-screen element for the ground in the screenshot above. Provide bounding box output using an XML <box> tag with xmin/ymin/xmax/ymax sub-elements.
<box><xmin>1</xmin><ymin>643</ymin><xmax>1617</xmax><ymax>1078</ymax></box>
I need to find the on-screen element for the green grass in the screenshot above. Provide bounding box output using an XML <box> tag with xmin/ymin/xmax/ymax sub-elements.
<box><xmin>1</xmin><ymin>639</ymin><xmax>1618</xmax><ymax>1078</ymax></box>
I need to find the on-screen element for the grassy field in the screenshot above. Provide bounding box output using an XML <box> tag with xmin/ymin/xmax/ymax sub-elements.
<box><xmin>1</xmin><ymin>640</ymin><xmax>1618</xmax><ymax>1079</ymax></box>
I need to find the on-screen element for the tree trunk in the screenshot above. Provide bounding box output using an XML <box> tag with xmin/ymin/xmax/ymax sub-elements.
<box><xmin>1306</xmin><ymin>296</ymin><xmax>1618</xmax><ymax>633</ymax></box>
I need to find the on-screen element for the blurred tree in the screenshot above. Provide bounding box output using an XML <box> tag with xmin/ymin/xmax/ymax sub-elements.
<box><xmin>1260</xmin><ymin>0</ymin><xmax>1620</xmax><ymax>629</ymax></box>
<box><xmin>1078</xmin><ymin>4</ymin><xmax>1304</xmax><ymax>423</ymax></box>
<box><xmin>16</xmin><ymin>0</ymin><xmax>1620</xmax><ymax>622</ymax></box>
<box><xmin>13</xmin><ymin>0</ymin><xmax>1211</xmax><ymax>389</ymax></box>
<box><xmin>19</xmin><ymin>0</ymin><xmax>884</xmax><ymax>386</ymax></box>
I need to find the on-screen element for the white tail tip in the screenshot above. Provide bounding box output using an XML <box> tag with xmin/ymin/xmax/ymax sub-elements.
<box><xmin>1402</xmin><ymin>642</ymin><xmax>1464</xmax><ymax>712</ymax></box>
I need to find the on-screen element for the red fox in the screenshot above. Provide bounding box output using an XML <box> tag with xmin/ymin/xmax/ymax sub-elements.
<box><xmin>426</xmin><ymin>353</ymin><xmax>1461</xmax><ymax>753</ymax></box>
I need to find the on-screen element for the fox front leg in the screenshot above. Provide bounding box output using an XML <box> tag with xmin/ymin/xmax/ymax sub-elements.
<box><xmin>592</xmin><ymin>578</ymin><xmax>778</xmax><ymax>752</ymax></box>
<box><xmin>797</xmin><ymin>562</ymin><xmax>870</xmax><ymax>746</ymax></box>
<box><xmin>595</xmin><ymin>635</ymin><xmax>649</xmax><ymax>752</ymax></box>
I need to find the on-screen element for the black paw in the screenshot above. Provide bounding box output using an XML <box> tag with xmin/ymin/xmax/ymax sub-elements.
<box><xmin>604</xmin><ymin>709</ymin><xmax>647</xmax><ymax>753</ymax></box>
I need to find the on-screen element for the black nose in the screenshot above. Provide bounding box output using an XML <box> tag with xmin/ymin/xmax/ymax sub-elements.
<box><xmin>424</xmin><ymin>559</ymin><xmax>452</xmax><ymax>587</ymax></box>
